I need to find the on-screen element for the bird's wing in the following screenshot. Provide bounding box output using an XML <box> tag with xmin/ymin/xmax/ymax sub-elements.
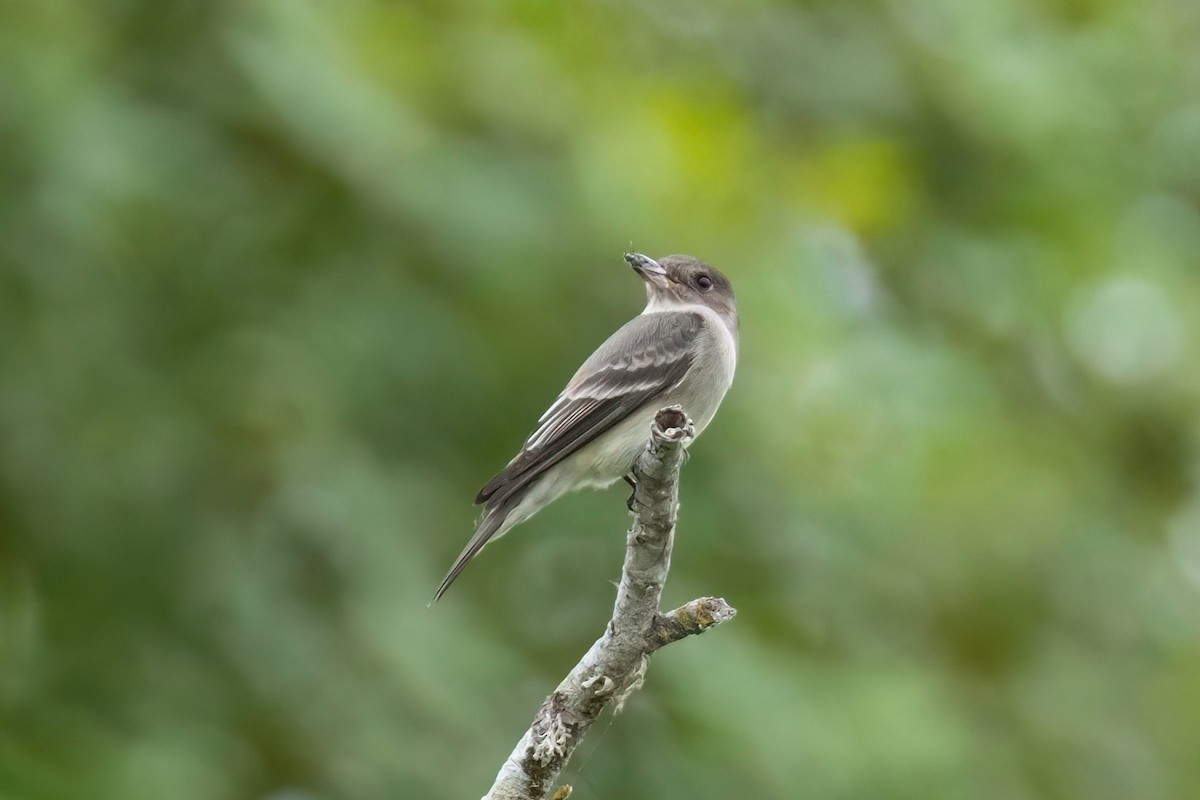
<box><xmin>475</xmin><ymin>310</ymin><xmax>705</xmax><ymax>507</ymax></box>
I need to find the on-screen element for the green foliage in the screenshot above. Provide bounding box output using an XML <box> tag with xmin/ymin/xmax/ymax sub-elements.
<box><xmin>2</xmin><ymin>0</ymin><xmax>1200</xmax><ymax>798</ymax></box>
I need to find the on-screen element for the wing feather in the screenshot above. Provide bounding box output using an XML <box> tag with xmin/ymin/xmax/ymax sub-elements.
<box><xmin>474</xmin><ymin>311</ymin><xmax>704</xmax><ymax>506</ymax></box>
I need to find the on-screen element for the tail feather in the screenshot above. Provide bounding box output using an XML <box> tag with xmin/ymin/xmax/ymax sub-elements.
<box><xmin>437</xmin><ymin>464</ymin><xmax>570</xmax><ymax>601</ymax></box>
<box><xmin>432</xmin><ymin>507</ymin><xmax>507</xmax><ymax>602</ymax></box>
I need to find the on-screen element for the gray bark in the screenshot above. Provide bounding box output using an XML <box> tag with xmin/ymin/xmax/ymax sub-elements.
<box><xmin>482</xmin><ymin>406</ymin><xmax>738</xmax><ymax>800</ymax></box>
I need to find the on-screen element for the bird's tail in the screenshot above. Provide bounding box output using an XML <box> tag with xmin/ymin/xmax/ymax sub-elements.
<box><xmin>432</xmin><ymin>505</ymin><xmax>510</xmax><ymax>602</ymax></box>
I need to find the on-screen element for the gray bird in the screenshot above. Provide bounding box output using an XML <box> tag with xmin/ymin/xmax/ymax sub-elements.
<box><xmin>434</xmin><ymin>253</ymin><xmax>739</xmax><ymax>600</ymax></box>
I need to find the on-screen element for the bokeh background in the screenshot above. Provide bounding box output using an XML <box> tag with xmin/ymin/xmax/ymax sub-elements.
<box><xmin>3</xmin><ymin>0</ymin><xmax>1200</xmax><ymax>798</ymax></box>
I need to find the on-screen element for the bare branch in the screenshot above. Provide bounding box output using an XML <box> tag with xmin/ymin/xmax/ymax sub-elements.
<box><xmin>482</xmin><ymin>406</ymin><xmax>738</xmax><ymax>800</ymax></box>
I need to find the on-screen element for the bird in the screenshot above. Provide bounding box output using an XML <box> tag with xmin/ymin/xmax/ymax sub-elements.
<box><xmin>433</xmin><ymin>253</ymin><xmax>739</xmax><ymax>601</ymax></box>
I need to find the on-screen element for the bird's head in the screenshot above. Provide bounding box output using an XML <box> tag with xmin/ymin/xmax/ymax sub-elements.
<box><xmin>624</xmin><ymin>253</ymin><xmax>737</xmax><ymax>327</ymax></box>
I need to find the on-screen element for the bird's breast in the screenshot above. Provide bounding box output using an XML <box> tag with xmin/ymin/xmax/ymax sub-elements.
<box><xmin>671</xmin><ymin>307</ymin><xmax>737</xmax><ymax>436</ymax></box>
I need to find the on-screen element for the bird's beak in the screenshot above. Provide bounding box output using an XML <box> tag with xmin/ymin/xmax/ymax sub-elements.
<box><xmin>625</xmin><ymin>253</ymin><xmax>668</xmax><ymax>287</ymax></box>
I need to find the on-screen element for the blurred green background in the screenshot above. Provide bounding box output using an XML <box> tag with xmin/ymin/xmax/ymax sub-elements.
<box><xmin>3</xmin><ymin>0</ymin><xmax>1200</xmax><ymax>798</ymax></box>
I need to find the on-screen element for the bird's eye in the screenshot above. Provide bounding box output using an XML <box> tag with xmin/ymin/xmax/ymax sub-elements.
<box><xmin>696</xmin><ymin>275</ymin><xmax>713</xmax><ymax>291</ymax></box>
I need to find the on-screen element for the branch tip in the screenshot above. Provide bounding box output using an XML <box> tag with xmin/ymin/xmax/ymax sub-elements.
<box><xmin>651</xmin><ymin>405</ymin><xmax>694</xmax><ymax>444</ymax></box>
<box><xmin>647</xmin><ymin>596</ymin><xmax>737</xmax><ymax>650</ymax></box>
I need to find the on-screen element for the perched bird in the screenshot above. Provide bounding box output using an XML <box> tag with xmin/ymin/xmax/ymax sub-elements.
<box><xmin>434</xmin><ymin>253</ymin><xmax>739</xmax><ymax>601</ymax></box>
